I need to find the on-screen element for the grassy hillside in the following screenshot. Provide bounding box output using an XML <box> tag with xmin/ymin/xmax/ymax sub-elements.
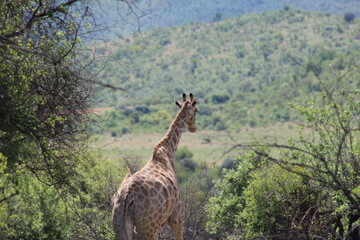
<box><xmin>88</xmin><ymin>9</ymin><xmax>360</xmax><ymax>135</ymax></box>
<box><xmin>95</xmin><ymin>0</ymin><xmax>360</xmax><ymax>37</ymax></box>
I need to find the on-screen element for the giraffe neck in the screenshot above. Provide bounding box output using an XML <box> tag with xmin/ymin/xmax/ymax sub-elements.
<box><xmin>153</xmin><ymin>107</ymin><xmax>187</xmax><ymax>162</ymax></box>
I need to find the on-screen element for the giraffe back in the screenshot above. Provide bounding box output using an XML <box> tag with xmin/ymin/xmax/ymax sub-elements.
<box><xmin>112</xmin><ymin>160</ymin><xmax>183</xmax><ymax>240</ymax></box>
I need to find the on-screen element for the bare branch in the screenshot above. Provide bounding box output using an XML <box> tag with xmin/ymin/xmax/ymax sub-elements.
<box><xmin>4</xmin><ymin>0</ymin><xmax>80</xmax><ymax>39</ymax></box>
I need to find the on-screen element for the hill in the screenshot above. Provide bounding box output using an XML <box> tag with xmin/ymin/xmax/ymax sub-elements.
<box><xmin>94</xmin><ymin>0</ymin><xmax>360</xmax><ymax>37</ymax></box>
<box><xmin>88</xmin><ymin>9</ymin><xmax>360</xmax><ymax>135</ymax></box>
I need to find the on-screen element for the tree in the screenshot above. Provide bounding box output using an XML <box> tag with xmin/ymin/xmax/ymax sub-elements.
<box><xmin>344</xmin><ymin>12</ymin><xmax>356</xmax><ymax>23</ymax></box>
<box><xmin>0</xmin><ymin>0</ymin><xmax>140</xmax><ymax>194</ymax></box>
<box><xmin>0</xmin><ymin>0</ymin><xmax>139</xmax><ymax>238</ymax></box>
<box><xmin>250</xmin><ymin>88</ymin><xmax>360</xmax><ymax>238</ymax></box>
<box><xmin>240</xmin><ymin>165</ymin><xmax>324</xmax><ymax>239</ymax></box>
<box><xmin>209</xmin><ymin>65</ymin><xmax>360</xmax><ymax>238</ymax></box>
<box><xmin>0</xmin><ymin>0</ymin><xmax>93</xmax><ymax>198</ymax></box>
<box><xmin>212</xmin><ymin>11</ymin><xmax>223</xmax><ymax>22</ymax></box>
<box><xmin>176</xmin><ymin>146</ymin><xmax>194</xmax><ymax>161</ymax></box>
<box><xmin>211</xmin><ymin>94</ymin><xmax>230</xmax><ymax>104</ymax></box>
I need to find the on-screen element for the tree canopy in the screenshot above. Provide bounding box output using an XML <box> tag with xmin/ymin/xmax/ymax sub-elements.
<box><xmin>0</xmin><ymin>1</ymin><xmax>133</xmax><ymax>238</ymax></box>
<box><xmin>206</xmin><ymin>71</ymin><xmax>360</xmax><ymax>239</ymax></box>
<box><xmin>0</xmin><ymin>0</ymin><xmax>94</xmax><ymax>187</ymax></box>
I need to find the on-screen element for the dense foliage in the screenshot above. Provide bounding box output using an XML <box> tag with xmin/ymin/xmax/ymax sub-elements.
<box><xmin>206</xmin><ymin>83</ymin><xmax>360</xmax><ymax>239</ymax></box>
<box><xmin>0</xmin><ymin>0</ymin><xmax>92</xmax><ymax>187</ymax></box>
<box><xmin>0</xmin><ymin>1</ymin><xmax>131</xmax><ymax>239</ymax></box>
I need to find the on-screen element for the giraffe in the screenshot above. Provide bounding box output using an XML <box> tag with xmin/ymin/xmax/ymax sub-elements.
<box><xmin>112</xmin><ymin>93</ymin><xmax>198</xmax><ymax>240</ymax></box>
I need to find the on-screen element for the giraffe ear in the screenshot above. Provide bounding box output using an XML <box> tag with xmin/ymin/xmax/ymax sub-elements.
<box><xmin>175</xmin><ymin>100</ymin><xmax>182</xmax><ymax>108</ymax></box>
<box><xmin>190</xmin><ymin>93</ymin><xmax>197</xmax><ymax>106</ymax></box>
<box><xmin>190</xmin><ymin>93</ymin><xmax>194</xmax><ymax>102</ymax></box>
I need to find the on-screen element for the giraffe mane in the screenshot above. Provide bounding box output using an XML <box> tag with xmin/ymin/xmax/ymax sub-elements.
<box><xmin>152</xmin><ymin>101</ymin><xmax>189</xmax><ymax>155</ymax></box>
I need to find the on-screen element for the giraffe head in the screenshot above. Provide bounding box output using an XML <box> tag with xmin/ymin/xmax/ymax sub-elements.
<box><xmin>175</xmin><ymin>93</ymin><xmax>198</xmax><ymax>133</ymax></box>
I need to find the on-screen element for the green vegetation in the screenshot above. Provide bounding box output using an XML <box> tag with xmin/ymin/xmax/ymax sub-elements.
<box><xmin>1</xmin><ymin>1</ymin><xmax>360</xmax><ymax>239</ymax></box>
<box><xmin>92</xmin><ymin>9</ymin><xmax>360</xmax><ymax>135</ymax></box>
<box><xmin>0</xmin><ymin>1</ymin><xmax>127</xmax><ymax>239</ymax></box>
<box><xmin>345</xmin><ymin>12</ymin><xmax>356</xmax><ymax>23</ymax></box>
<box><xmin>206</xmin><ymin>85</ymin><xmax>360</xmax><ymax>239</ymax></box>
<box><xmin>97</xmin><ymin>0</ymin><xmax>360</xmax><ymax>37</ymax></box>
<box><xmin>90</xmin><ymin>10</ymin><xmax>360</xmax><ymax>238</ymax></box>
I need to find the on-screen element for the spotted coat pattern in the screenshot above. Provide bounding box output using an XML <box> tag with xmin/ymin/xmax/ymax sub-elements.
<box><xmin>112</xmin><ymin>94</ymin><xmax>198</xmax><ymax>240</ymax></box>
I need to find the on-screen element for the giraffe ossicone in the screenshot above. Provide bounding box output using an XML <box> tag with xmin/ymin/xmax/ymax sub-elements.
<box><xmin>112</xmin><ymin>93</ymin><xmax>198</xmax><ymax>240</ymax></box>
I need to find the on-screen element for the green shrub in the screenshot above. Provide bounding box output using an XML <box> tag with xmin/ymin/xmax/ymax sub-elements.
<box><xmin>211</xmin><ymin>94</ymin><xmax>230</xmax><ymax>104</ymax></box>
<box><xmin>241</xmin><ymin>165</ymin><xmax>322</xmax><ymax>239</ymax></box>
<box><xmin>176</xmin><ymin>146</ymin><xmax>194</xmax><ymax>161</ymax></box>
<box><xmin>206</xmin><ymin>151</ymin><xmax>265</xmax><ymax>238</ymax></box>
